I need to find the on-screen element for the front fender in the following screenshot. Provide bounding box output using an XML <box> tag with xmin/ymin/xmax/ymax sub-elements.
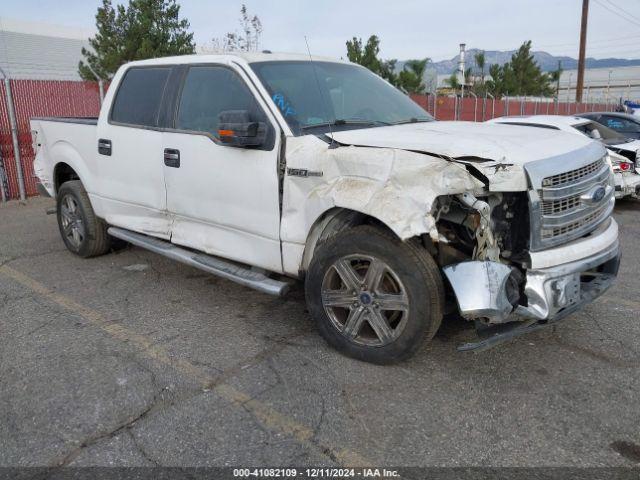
<box><xmin>282</xmin><ymin>135</ymin><xmax>483</xmax><ymax>244</ymax></box>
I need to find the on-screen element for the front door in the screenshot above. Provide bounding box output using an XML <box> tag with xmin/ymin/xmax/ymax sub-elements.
<box><xmin>94</xmin><ymin>66</ymin><xmax>173</xmax><ymax>238</ymax></box>
<box><xmin>163</xmin><ymin>63</ymin><xmax>283</xmax><ymax>272</ymax></box>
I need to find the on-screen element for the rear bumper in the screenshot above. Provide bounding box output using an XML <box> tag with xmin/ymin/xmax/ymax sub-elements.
<box><xmin>443</xmin><ymin>218</ymin><xmax>620</xmax><ymax>350</ymax></box>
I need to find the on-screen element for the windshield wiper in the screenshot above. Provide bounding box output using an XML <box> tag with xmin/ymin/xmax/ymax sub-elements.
<box><xmin>300</xmin><ymin>119</ymin><xmax>391</xmax><ymax>130</ymax></box>
<box><xmin>392</xmin><ymin>117</ymin><xmax>433</xmax><ymax>125</ymax></box>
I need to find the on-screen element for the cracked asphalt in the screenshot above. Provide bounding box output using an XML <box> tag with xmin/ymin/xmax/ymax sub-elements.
<box><xmin>1</xmin><ymin>196</ymin><xmax>640</xmax><ymax>468</ymax></box>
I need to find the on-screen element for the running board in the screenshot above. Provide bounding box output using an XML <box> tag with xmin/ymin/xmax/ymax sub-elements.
<box><xmin>107</xmin><ymin>227</ymin><xmax>291</xmax><ymax>297</ymax></box>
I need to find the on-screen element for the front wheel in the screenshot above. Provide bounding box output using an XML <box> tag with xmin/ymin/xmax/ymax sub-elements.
<box><xmin>56</xmin><ymin>180</ymin><xmax>111</xmax><ymax>258</ymax></box>
<box><xmin>305</xmin><ymin>225</ymin><xmax>444</xmax><ymax>364</ymax></box>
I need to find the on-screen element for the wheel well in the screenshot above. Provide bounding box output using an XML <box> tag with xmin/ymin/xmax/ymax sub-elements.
<box><xmin>300</xmin><ymin>208</ymin><xmax>400</xmax><ymax>274</ymax></box>
<box><xmin>54</xmin><ymin>163</ymin><xmax>80</xmax><ymax>194</ymax></box>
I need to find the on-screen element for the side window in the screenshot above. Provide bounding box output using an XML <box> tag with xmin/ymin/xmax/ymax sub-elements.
<box><xmin>176</xmin><ymin>66</ymin><xmax>266</xmax><ymax>138</ymax></box>
<box><xmin>604</xmin><ymin>116</ymin><xmax>625</xmax><ymax>131</ymax></box>
<box><xmin>606</xmin><ymin>117</ymin><xmax>640</xmax><ymax>133</ymax></box>
<box><xmin>111</xmin><ymin>67</ymin><xmax>171</xmax><ymax>127</ymax></box>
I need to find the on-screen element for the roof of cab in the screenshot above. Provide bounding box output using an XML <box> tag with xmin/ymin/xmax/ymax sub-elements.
<box><xmin>123</xmin><ymin>51</ymin><xmax>350</xmax><ymax>68</ymax></box>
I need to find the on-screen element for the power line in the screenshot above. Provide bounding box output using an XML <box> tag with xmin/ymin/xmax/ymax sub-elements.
<box><xmin>601</xmin><ymin>0</ymin><xmax>640</xmax><ymax>24</ymax></box>
<box><xmin>536</xmin><ymin>33</ymin><xmax>640</xmax><ymax>48</ymax></box>
<box><xmin>592</xmin><ymin>0</ymin><xmax>640</xmax><ymax>28</ymax></box>
<box><xmin>539</xmin><ymin>40</ymin><xmax>640</xmax><ymax>52</ymax></box>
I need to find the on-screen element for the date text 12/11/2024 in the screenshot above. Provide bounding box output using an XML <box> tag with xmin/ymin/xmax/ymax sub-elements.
<box><xmin>232</xmin><ymin>468</ymin><xmax>400</xmax><ymax>478</ymax></box>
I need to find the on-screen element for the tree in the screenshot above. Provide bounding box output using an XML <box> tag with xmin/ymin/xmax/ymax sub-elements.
<box><xmin>548</xmin><ymin>66</ymin><xmax>563</xmax><ymax>98</ymax></box>
<box><xmin>444</xmin><ymin>72</ymin><xmax>461</xmax><ymax>91</ymax></box>
<box><xmin>346</xmin><ymin>35</ymin><xmax>398</xmax><ymax>86</ymax></box>
<box><xmin>485</xmin><ymin>41</ymin><xmax>555</xmax><ymax>97</ymax></box>
<box><xmin>474</xmin><ymin>51</ymin><xmax>486</xmax><ymax>94</ymax></box>
<box><xmin>397</xmin><ymin>58</ymin><xmax>429</xmax><ymax>94</ymax></box>
<box><xmin>79</xmin><ymin>0</ymin><xmax>195</xmax><ymax>80</ymax></box>
<box><xmin>211</xmin><ymin>4</ymin><xmax>262</xmax><ymax>52</ymax></box>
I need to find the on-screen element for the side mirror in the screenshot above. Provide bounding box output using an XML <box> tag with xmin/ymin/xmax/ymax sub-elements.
<box><xmin>217</xmin><ymin>110</ymin><xmax>266</xmax><ymax>148</ymax></box>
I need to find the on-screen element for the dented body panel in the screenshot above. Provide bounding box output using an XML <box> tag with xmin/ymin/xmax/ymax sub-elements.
<box><xmin>280</xmin><ymin>135</ymin><xmax>483</xmax><ymax>274</ymax></box>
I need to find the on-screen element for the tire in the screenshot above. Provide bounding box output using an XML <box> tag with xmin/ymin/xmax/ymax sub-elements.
<box><xmin>305</xmin><ymin>225</ymin><xmax>444</xmax><ymax>364</ymax></box>
<box><xmin>56</xmin><ymin>180</ymin><xmax>111</xmax><ymax>258</ymax></box>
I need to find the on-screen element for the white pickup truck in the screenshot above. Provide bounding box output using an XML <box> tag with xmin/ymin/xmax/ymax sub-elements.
<box><xmin>31</xmin><ymin>52</ymin><xmax>620</xmax><ymax>363</ymax></box>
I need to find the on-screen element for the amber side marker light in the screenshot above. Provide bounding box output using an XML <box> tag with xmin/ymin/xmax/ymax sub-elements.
<box><xmin>218</xmin><ymin>129</ymin><xmax>235</xmax><ymax>137</ymax></box>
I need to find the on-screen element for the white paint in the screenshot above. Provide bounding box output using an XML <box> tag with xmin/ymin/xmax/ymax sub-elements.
<box><xmin>330</xmin><ymin>120</ymin><xmax>596</xmax><ymax>166</ymax></box>
<box><xmin>31</xmin><ymin>53</ymin><xmax>621</xmax><ymax>287</ymax></box>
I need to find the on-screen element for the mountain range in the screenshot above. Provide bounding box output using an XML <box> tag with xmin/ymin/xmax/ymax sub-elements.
<box><xmin>404</xmin><ymin>48</ymin><xmax>640</xmax><ymax>75</ymax></box>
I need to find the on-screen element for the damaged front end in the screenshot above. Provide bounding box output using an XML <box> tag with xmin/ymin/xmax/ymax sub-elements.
<box><xmin>437</xmin><ymin>149</ymin><xmax>620</xmax><ymax>350</ymax></box>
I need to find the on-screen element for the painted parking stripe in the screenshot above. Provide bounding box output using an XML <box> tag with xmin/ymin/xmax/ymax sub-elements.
<box><xmin>0</xmin><ymin>264</ymin><xmax>370</xmax><ymax>467</ymax></box>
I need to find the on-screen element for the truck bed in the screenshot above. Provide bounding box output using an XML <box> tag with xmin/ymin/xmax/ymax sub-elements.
<box><xmin>30</xmin><ymin>117</ymin><xmax>99</xmax><ymax>197</ymax></box>
<box><xmin>31</xmin><ymin>116</ymin><xmax>98</xmax><ymax>125</ymax></box>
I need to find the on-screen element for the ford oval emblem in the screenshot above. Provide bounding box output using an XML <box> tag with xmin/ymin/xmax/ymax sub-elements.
<box><xmin>592</xmin><ymin>186</ymin><xmax>606</xmax><ymax>202</ymax></box>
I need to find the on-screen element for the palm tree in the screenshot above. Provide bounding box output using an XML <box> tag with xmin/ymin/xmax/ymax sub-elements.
<box><xmin>398</xmin><ymin>58</ymin><xmax>430</xmax><ymax>94</ymax></box>
<box><xmin>474</xmin><ymin>51</ymin><xmax>486</xmax><ymax>92</ymax></box>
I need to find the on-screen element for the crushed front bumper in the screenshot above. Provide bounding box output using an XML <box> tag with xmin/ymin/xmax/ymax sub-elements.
<box><xmin>443</xmin><ymin>218</ymin><xmax>620</xmax><ymax>351</ymax></box>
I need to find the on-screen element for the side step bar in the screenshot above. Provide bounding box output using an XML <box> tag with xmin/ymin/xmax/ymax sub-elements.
<box><xmin>107</xmin><ymin>227</ymin><xmax>292</xmax><ymax>297</ymax></box>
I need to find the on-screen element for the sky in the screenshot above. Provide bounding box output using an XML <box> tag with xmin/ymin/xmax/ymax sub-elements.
<box><xmin>0</xmin><ymin>0</ymin><xmax>639</xmax><ymax>61</ymax></box>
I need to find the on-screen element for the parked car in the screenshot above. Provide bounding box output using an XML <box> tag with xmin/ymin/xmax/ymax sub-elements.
<box><xmin>30</xmin><ymin>53</ymin><xmax>620</xmax><ymax>363</ymax></box>
<box><xmin>578</xmin><ymin>112</ymin><xmax>640</xmax><ymax>140</ymax></box>
<box><xmin>486</xmin><ymin>115</ymin><xmax>640</xmax><ymax>199</ymax></box>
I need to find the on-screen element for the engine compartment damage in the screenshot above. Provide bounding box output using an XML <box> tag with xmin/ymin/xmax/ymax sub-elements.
<box><xmin>281</xmin><ymin>132</ymin><xmax>619</xmax><ymax>351</ymax></box>
<box><xmin>280</xmin><ymin>135</ymin><xmax>486</xmax><ymax>257</ymax></box>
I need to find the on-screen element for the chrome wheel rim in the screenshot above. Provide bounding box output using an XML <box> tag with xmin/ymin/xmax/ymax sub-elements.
<box><xmin>60</xmin><ymin>194</ymin><xmax>85</xmax><ymax>250</ymax></box>
<box><xmin>321</xmin><ymin>255</ymin><xmax>410</xmax><ymax>347</ymax></box>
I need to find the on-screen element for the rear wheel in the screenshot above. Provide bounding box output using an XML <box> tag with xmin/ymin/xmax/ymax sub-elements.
<box><xmin>57</xmin><ymin>180</ymin><xmax>110</xmax><ymax>258</ymax></box>
<box><xmin>305</xmin><ymin>225</ymin><xmax>444</xmax><ymax>364</ymax></box>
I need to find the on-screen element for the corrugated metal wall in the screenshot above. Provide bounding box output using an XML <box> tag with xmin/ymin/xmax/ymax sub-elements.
<box><xmin>0</xmin><ymin>80</ymin><xmax>101</xmax><ymax>200</ymax></box>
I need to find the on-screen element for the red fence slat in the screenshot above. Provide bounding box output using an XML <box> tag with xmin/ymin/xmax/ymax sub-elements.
<box><xmin>0</xmin><ymin>79</ymin><xmax>103</xmax><ymax>199</ymax></box>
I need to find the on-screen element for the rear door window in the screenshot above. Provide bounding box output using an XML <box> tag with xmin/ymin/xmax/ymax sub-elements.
<box><xmin>111</xmin><ymin>67</ymin><xmax>172</xmax><ymax>127</ymax></box>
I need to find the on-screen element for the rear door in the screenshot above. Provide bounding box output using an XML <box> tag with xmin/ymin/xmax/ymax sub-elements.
<box><xmin>94</xmin><ymin>66</ymin><xmax>174</xmax><ymax>238</ymax></box>
<box><xmin>162</xmin><ymin>63</ymin><xmax>283</xmax><ymax>272</ymax></box>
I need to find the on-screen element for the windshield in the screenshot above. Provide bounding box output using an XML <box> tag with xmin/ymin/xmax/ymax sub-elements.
<box><xmin>250</xmin><ymin>61</ymin><xmax>433</xmax><ymax>135</ymax></box>
<box><xmin>573</xmin><ymin>120</ymin><xmax>630</xmax><ymax>145</ymax></box>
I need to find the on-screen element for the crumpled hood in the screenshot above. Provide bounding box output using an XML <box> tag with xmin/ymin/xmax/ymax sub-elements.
<box><xmin>610</xmin><ymin>138</ymin><xmax>640</xmax><ymax>154</ymax></box>
<box><xmin>329</xmin><ymin>121</ymin><xmax>599</xmax><ymax>165</ymax></box>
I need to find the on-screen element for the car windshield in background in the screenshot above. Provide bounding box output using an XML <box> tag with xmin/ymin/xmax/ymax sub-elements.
<box><xmin>250</xmin><ymin>61</ymin><xmax>433</xmax><ymax>135</ymax></box>
<box><xmin>573</xmin><ymin>121</ymin><xmax>631</xmax><ymax>145</ymax></box>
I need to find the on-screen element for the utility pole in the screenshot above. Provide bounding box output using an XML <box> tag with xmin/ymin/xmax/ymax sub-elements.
<box><xmin>576</xmin><ymin>0</ymin><xmax>589</xmax><ymax>103</ymax></box>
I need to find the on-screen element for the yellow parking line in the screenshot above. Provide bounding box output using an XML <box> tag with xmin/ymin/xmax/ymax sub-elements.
<box><xmin>0</xmin><ymin>264</ymin><xmax>369</xmax><ymax>467</ymax></box>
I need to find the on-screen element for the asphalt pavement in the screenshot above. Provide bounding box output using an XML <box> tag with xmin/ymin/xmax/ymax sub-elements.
<box><xmin>1</xmin><ymin>197</ymin><xmax>639</xmax><ymax>468</ymax></box>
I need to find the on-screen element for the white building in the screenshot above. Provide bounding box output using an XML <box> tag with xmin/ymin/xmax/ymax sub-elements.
<box><xmin>0</xmin><ymin>17</ymin><xmax>93</xmax><ymax>80</ymax></box>
<box><xmin>558</xmin><ymin>66</ymin><xmax>640</xmax><ymax>103</ymax></box>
